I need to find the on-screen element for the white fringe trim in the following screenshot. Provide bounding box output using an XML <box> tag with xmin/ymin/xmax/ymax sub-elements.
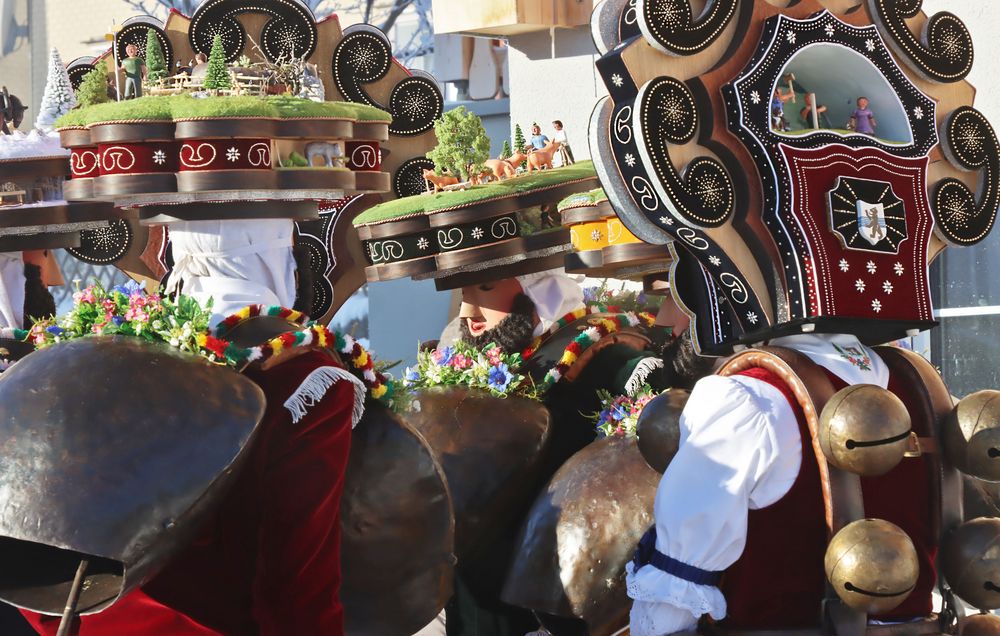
<box><xmin>284</xmin><ymin>366</ymin><xmax>367</xmax><ymax>428</ymax></box>
<box><xmin>625</xmin><ymin>357</ymin><xmax>664</xmax><ymax>397</ymax></box>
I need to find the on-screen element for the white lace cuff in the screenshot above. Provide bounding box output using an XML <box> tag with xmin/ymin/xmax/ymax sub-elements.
<box><xmin>626</xmin><ymin>560</ymin><xmax>727</xmax><ymax>620</ymax></box>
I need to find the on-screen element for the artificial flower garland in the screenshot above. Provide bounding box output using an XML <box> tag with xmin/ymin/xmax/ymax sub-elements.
<box><xmin>521</xmin><ymin>303</ymin><xmax>622</xmax><ymax>360</ymax></box>
<box><xmin>537</xmin><ymin>310</ymin><xmax>656</xmax><ymax>391</ymax></box>
<box><xmin>214</xmin><ymin>304</ymin><xmax>390</xmax><ymax>400</ymax></box>
<box><xmin>588</xmin><ymin>385</ymin><xmax>659</xmax><ymax>438</ymax></box>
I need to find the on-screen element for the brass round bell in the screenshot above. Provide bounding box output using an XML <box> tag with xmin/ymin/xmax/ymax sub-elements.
<box><xmin>960</xmin><ymin>614</ymin><xmax>1000</xmax><ymax>636</ymax></box>
<box><xmin>818</xmin><ymin>384</ymin><xmax>911</xmax><ymax>476</ymax></box>
<box><xmin>943</xmin><ymin>390</ymin><xmax>1000</xmax><ymax>481</ymax></box>
<box><xmin>636</xmin><ymin>389</ymin><xmax>689</xmax><ymax>473</ymax></box>
<box><xmin>941</xmin><ymin>517</ymin><xmax>1000</xmax><ymax>610</ymax></box>
<box><xmin>824</xmin><ymin>518</ymin><xmax>919</xmax><ymax>614</ymax></box>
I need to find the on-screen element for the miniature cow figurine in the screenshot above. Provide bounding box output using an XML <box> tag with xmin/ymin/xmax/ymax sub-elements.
<box><xmin>422</xmin><ymin>169</ymin><xmax>459</xmax><ymax>193</ymax></box>
<box><xmin>305</xmin><ymin>141</ymin><xmax>345</xmax><ymax>168</ymax></box>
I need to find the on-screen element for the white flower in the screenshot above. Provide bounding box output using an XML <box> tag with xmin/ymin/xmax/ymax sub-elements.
<box><xmin>883</xmin><ymin>280</ymin><xmax>894</xmax><ymax>294</ymax></box>
<box><xmin>611</xmin><ymin>74</ymin><xmax>624</xmax><ymax>88</ymax></box>
<box><xmin>659</xmin><ymin>216</ymin><xmax>674</xmax><ymax>226</ymax></box>
<box><xmin>865</xmin><ymin>38</ymin><xmax>876</xmax><ymax>52</ymax></box>
<box><xmin>417</xmin><ymin>237</ymin><xmax>429</xmax><ymax>250</ymax></box>
<box><xmin>746</xmin><ymin>311</ymin><xmax>759</xmax><ymax>325</ymax></box>
<box><xmin>786</xmin><ymin>31</ymin><xmax>796</xmax><ymax>45</ymax></box>
<box><xmin>855</xmin><ymin>279</ymin><xmax>866</xmax><ymax>292</ymax></box>
<box><xmin>838</xmin><ymin>258</ymin><xmax>849</xmax><ymax>272</ymax></box>
<box><xmin>226</xmin><ymin>147</ymin><xmax>240</xmax><ymax>162</ymax></box>
<box><xmin>624</xmin><ymin>153</ymin><xmax>636</xmax><ymax>167</ymax></box>
<box><xmin>709</xmin><ymin>255</ymin><xmax>721</xmax><ymax>266</ymax></box>
<box><xmin>894</xmin><ymin>262</ymin><xmax>905</xmax><ymax>276</ymax></box>
<box><xmin>825</xmin><ymin>24</ymin><xmax>835</xmax><ymax>37</ymax></box>
<box><xmin>872</xmin><ymin>299</ymin><xmax>883</xmax><ymax>313</ymax></box>
<box><xmin>866</xmin><ymin>260</ymin><xmax>877</xmax><ymax>274</ymax></box>
<box><xmin>471</xmin><ymin>227</ymin><xmax>484</xmax><ymax>239</ymax></box>
<box><xmin>590</xmin><ymin>229</ymin><xmax>602</xmax><ymax>241</ymax></box>
<box><xmin>750</xmin><ymin>91</ymin><xmax>761</xmax><ymax>105</ymax></box>
<box><xmin>152</xmin><ymin>149</ymin><xmax>167</xmax><ymax>165</ymax></box>
<box><xmin>913</xmin><ymin>106</ymin><xmax>924</xmax><ymax>120</ymax></box>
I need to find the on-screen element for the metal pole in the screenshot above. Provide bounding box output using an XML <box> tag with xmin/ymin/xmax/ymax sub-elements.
<box><xmin>810</xmin><ymin>92</ymin><xmax>819</xmax><ymax>130</ymax></box>
<box><xmin>55</xmin><ymin>559</ymin><xmax>89</xmax><ymax>636</ymax></box>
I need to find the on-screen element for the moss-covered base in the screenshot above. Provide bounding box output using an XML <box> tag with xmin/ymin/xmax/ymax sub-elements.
<box><xmin>56</xmin><ymin>94</ymin><xmax>390</xmax><ymax>128</ymax></box>
<box><xmin>355</xmin><ymin>161</ymin><xmax>597</xmax><ymax>226</ymax></box>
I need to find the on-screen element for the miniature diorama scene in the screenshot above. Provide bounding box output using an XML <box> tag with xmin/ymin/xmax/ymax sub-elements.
<box><xmin>1</xmin><ymin>2</ymin><xmax>1000</xmax><ymax>636</ymax></box>
<box><xmin>771</xmin><ymin>43</ymin><xmax>912</xmax><ymax>145</ymax></box>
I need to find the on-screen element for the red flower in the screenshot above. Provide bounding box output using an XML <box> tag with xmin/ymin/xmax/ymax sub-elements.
<box><xmin>202</xmin><ymin>335</ymin><xmax>229</xmax><ymax>359</ymax></box>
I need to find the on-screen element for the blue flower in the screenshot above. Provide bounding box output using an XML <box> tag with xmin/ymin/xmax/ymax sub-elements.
<box><xmin>112</xmin><ymin>280</ymin><xmax>145</xmax><ymax>296</ymax></box>
<box><xmin>487</xmin><ymin>363</ymin><xmax>513</xmax><ymax>393</ymax></box>
<box><xmin>45</xmin><ymin>326</ymin><xmax>65</xmax><ymax>336</ymax></box>
<box><xmin>404</xmin><ymin>367</ymin><xmax>420</xmax><ymax>382</ymax></box>
<box><xmin>611</xmin><ymin>404</ymin><xmax>627</xmax><ymax>421</ymax></box>
<box><xmin>434</xmin><ymin>346</ymin><xmax>455</xmax><ymax>366</ymax></box>
<box><xmin>583</xmin><ymin>286</ymin><xmax>599</xmax><ymax>303</ymax></box>
<box><xmin>112</xmin><ymin>316</ymin><xmax>126</xmax><ymax>326</ymax></box>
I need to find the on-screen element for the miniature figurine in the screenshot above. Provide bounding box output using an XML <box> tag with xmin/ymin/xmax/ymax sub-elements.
<box><xmin>190</xmin><ymin>52</ymin><xmax>209</xmax><ymax>81</ymax></box>
<box><xmin>770</xmin><ymin>87</ymin><xmax>794</xmax><ymax>131</ymax></box>
<box><xmin>0</xmin><ymin>87</ymin><xmax>27</xmax><ymax>135</ymax></box>
<box><xmin>516</xmin><ymin>140</ymin><xmax>561</xmax><ymax>172</ymax></box>
<box><xmin>799</xmin><ymin>93</ymin><xmax>828</xmax><ymax>130</ymax></box>
<box><xmin>526</xmin><ymin>123</ymin><xmax>549</xmax><ymax>152</ymax></box>
<box><xmin>305</xmin><ymin>141</ymin><xmax>345</xmax><ymax>168</ymax></box>
<box><xmin>848</xmin><ymin>96</ymin><xmax>877</xmax><ymax>135</ymax></box>
<box><xmin>423</xmin><ymin>168</ymin><xmax>459</xmax><ymax>193</ymax></box>
<box><xmin>120</xmin><ymin>43</ymin><xmax>147</xmax><ymax>99</ymax></box>
<box><xmin>552</xmin><ymin>120</ymin><xmax>574</xmax><ymax>165</ymax></box>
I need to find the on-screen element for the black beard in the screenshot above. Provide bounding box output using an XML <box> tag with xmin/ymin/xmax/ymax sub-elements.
<box><xmin>22</xmin><ymin>263</ymin><xmax>55</xmax><ymax>325</ymax></box>
<box><xmin>458</xmin><ymin>293</ymin><xmax>536</xmax><ymax>355</ymax></box>
<box><xmin>661</xmin><ymin>328</ymin><xmax>716</xmax><ymax>390</ymax></box>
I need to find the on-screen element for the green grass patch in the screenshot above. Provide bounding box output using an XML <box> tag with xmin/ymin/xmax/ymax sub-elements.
<box><xmin>558</xmin><ymin>186</ymin><xmax>606</xmax><ymax>212</ymax></box>
<box><xmin>56</xmin><ymin>94</ymin><xmax>391</xmax><ymax>128</ymax></box>
<box><xmin>355</xmin><ymin>160</ymin><xmax>596</xmax><ymax>225</ymax></box>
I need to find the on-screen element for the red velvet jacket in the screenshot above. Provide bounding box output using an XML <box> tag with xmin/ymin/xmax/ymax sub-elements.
<box><xmin>24</xmin><ymin>350</ymin><xmax>354</xmax><ymax>636</ymax></box>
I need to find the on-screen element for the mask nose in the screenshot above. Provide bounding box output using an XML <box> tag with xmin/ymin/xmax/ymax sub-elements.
<box><xmin>459</xmin><ymin>302</ymin><xmax>482</xmax><ymax>320</ymax></box>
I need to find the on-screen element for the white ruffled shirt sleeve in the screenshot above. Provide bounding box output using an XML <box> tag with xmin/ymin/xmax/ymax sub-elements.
<box><xmin>627</xmin><ymin>374</ymin><xmax>802</xmax><ymax>636</ymax></box>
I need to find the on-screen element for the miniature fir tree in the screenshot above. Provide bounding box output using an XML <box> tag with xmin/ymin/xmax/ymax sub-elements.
<box><xmin>76</xmin><ymin>67</ymin><xmax>110</xmax><ymax>108</ymax></box>
<box><xmin>426</xmin><ymin>106</ymin><xmax>491</xmax><ymax>182</ymax></box>
<box><xmin>35</xmin><ymin>48</ymin><xmax>77</xmax><ymax>130</ymax></box>
<box><xmin>500</xmin><ymin>140</ymin><xmax>511</xmax><ymax>160</ymax></box>
<box><xmin>203</xmin><ymin>35</ymin><xmax>232</xmax><ymax>92</ymax></box>
<box><xmin>512</xmin><ymin>124</ymin><xmax>526</xmax><ymax>168</ymax></box>
<box><xmin>145</xmin><ymin>29</ymin><xmax>168</xmax><ymax>85</ymax></box>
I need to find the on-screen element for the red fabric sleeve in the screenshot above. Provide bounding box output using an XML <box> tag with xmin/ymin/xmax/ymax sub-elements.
<box><xmin>250</xmin><ymin>361</ymin><xmax>354</xmax><ymax>636</ymax></box>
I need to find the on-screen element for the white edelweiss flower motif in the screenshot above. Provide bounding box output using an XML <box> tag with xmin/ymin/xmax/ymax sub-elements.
<box><xmin>872</xmin><ymin>299</ymin><xmax>883</xmax><ymax>313</ymax></box>
<box><xmin>786</xmin><ymin>31</ymin><xmax>796</xmax><ymax>44</ymax></box>
<box><xmin>226</xmin><ymin>147</ymin><xmax>240</xmax><ymax>162</ymax></box>
<box><xmin>611</xmin><ymin>74</ymin><xmax>624</xmax><ymax>88</ymax></box>
<box><xmin>855</xmin><ymin>279</ymin><xmax>866</xmax><ymax>293</ymax></box>
<box><xmin>709</xmin><ymin>255</ymin><xmax>722</xmax><ymax>266</ymax></box>
<box><xmin>866</xmin><ymin>260</ymin><xmax>877</xmax><ymax>274</ymax></box>
<box><xmin>471</xmin><ymin>227</ymin><xmax>484</xmax><ymax>240</ymax></box>
<box><xmin>590</xmin><ymin>229</ymin><xmax>603</xmax><ymax>242</ymax></box>
<box><xmin>153</xmin><ymin>149</ymin><xmax>167</xmax><ymax>165</ymax></box>
<box><xmin>883</xmin><ymin>280</ymin><xmax>894</xmax><ymax>294</ymax></box>
<box><xmin>750</xmin><ymin>90</ymin><xmax>761</xmax><ymax>105</ymax></box>
<box><xmin>838</xmin><ymin>258</ymin><xmax>849</xmax><ymax>272</ymax></box>
<box><xmin>624</xmin><ymin>153</ymin><xmax>636</xmax><ymax>167</ymax></box>
<box><xmin>659</xmin><ymin>216</ymin><xmax>674</xmax><ymax>226</ymax></box>
<box><xmin>865</xmin><ymin>38</ymin><xmax>876</xmax><ymax>52</ymax></box>
<box><xmin>417</xmin><ymin>237</ymin><xmax>429</xmax><ymax>250</ymax></box>
<box><xmin>825</xmin><ymin>24</ymin><xmax>835</xmax><ymax>37</ymax></box>
<box><xmin>913</xmin><ymin>106</ymin><xmax>924</xmax><ymax>120</ymax></box>
<box><xmin>894</xmin><ymin>262</ymin><xmax>905</xmax><ymax>276</ymax></box>
<box><xmin>746</xmin><ymin>311</ymin><xmax>759</xmax><ymax>325</ymax></box>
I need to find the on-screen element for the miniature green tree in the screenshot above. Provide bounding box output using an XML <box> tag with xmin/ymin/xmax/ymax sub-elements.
<box><xmin>426</xmin><ymin>106</ymin><xmax>491</xmax><ymax>182</ymax></box>
<box><xmin>145</xmin><ymin>29</ymin><xmax>168</xmax><ymax>84</ymax></box>
<box><xmin>512</xmin><ymin>124</ymin><xmax>527</xmax><ymax>168</ymax></box>
<box><xmin>499</xmin><ymin>140</ymin><xmax>511</xmax><ymax>160</ymax></box>
<box><xmin>76</xmin><ymin>67</ymin><xmax>110</xmax><ymax>108</ymax></box>
<box><xmin>203</xmin><ymin>34</ymin><xmax>232</xmax><ymax>92</ymax></box>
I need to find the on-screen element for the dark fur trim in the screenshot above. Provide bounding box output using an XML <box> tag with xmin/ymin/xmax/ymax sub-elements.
<box><xmin>23</xmin><ymin>263</ymin><xmax>55</xmax><ymax>324</ymax></box>
<box><xmin>661</xmin><ymin>328</ymin><xmax>715</xmax><ymax>390</ymax></box>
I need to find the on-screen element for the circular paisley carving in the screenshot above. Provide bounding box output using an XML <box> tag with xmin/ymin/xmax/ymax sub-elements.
<box><xmin>637</xmin><ymin>0</ymin><xmax>739</xmax><ymax>56</ymax></box>
<box><xmin>67</xmin><ymin>58</ymin><xmax>97</xmax><ymax>92</ymax></box>
<box><xmin>116</xmin><ymin>20</ymin><xmax>173</xmax><ymax>72</ymax></box>
<box><xmin>869</xmin><ymin>0</ymin><xmax>973</xmax><ymax>82</ymax></box>
<box><xmin>68</xmin><ymin>219</ymin><xmax>133</xmax><ymax>265</ymax></box>
<box><xmin>189</xmin><ymin>0</ymin><xmax>318</xmax><ymax>62</ymax></box>
<box><xmin>294</xmin><ymin>231</ymin><xmax>334</xmax><ymax>319</ymax></box>
<box><xmin>387</xmin><ymin>73</ymin><xmax>443</xmax><ymax>136</ymax></box>
<box><xmin>394</xmin><ymin>157</ymin><xmax>435</xmax><ymax>199</ymax></box>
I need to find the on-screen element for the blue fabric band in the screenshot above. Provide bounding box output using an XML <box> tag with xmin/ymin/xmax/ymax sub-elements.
<box><xmin>632</xmin><ymin>526</ymin><xmax>724</xmax><ymax>586</ymax></box>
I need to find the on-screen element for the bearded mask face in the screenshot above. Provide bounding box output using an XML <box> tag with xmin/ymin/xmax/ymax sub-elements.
<box><xmin>458</xmin><ymin>292</ymin><xmax>537</xmax><ymax>355</ymax></box>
